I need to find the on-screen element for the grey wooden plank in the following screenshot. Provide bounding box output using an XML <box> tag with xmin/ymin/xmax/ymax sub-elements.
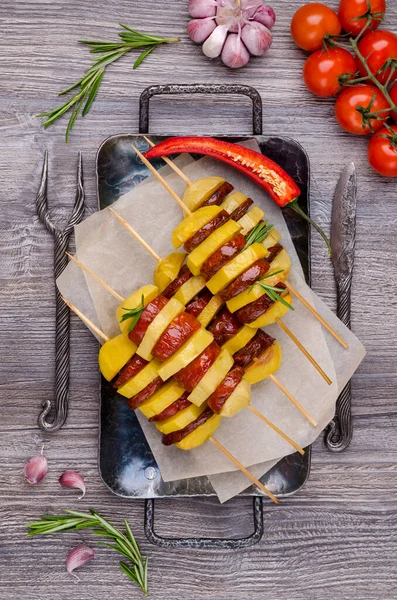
<box><xmin>1</xmin><ymin>0</ymin><xmax>397</xmax><ymax>598</ymax></box>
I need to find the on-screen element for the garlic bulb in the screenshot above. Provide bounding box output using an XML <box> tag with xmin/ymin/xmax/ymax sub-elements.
<box><xmin>187</xmin><ymin>0</ymin><xmax>275</xmax><ymax>68</ymax></box>
<box><xmin>221</xmin><ymin>33</ymin><xmax>250</xmax><ymax>68</ymax></box>
<box><xmin>241</xmin><ymin>21</ymin><xmax>272</xmax><ymax>56</ymax></box>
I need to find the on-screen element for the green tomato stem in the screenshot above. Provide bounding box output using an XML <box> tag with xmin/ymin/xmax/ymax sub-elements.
<box><xmin>350</xmin><ymin>38</ymin><xmax>397</xmax><ymax>111</ymax></box>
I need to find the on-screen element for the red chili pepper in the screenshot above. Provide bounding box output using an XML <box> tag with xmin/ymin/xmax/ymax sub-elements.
<box><xmin>144</xmin><ymin>136</ymin><xmax>331</xmax><ymax>255</ymax></box>
<box><xmin>145</xmin><ymin>136</ymin><xmax>298</xmax><ymax>206</ymax></box>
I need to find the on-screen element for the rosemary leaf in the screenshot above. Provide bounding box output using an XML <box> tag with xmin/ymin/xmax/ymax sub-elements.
<box><xmin>257</xmin><ymin>281</ymin><xmax>294</xmax><ymax>311</ymax></box>
<box><xmin>243</xmin><ymin>221</ymin><xmax>274</xmax><ymax>250</ymax></box>
<box><xmin>82</xmin><ymin>69</ymin><xmax>104</xmax><ymax>116</ymax></box>
<box><xmin>260</xmin><ymin>269</ymin><xmax>285</xmax><ymax>280</ymax></box>
<box><xmin>120</xmin><ymin>561</ymin><xmax>140</xmax><ymax>586</ymax></box>
<box><xmin>119</xmin><ymin>294</ymin><xmax>145</xmax><ymax>331</ymax></box>
<box><xmin>133</xmin><ymin>45</ymin><xmax>156</xmax><ymax>69</ymax></box>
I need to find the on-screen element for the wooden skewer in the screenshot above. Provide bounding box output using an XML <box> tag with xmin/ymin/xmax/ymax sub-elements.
<box><xmin>66</xmin><ymin>252</ymin><xmax>124</xmax><ymax>302</ymax></box>
<box><xmin>209</xmin><ymin>437</ymin><xmax>279</xmax><ymax>503</ymax></box>
<box><xmin>275</xmin><ymin>318</ymin><xmax>332</xmax><ymax>386</ymax></box>
<box><xmin>61</xmin><ymin>296</ymin><xmax>109</xmax><ymax>342</ymax></box>
<box><xmin>269</xmin><ymin>374</ymin><xmax>318</xmax><ymax>427</ymax></box>
<box><xmin>247</xmin><ymin>405</ymin><xmax>305</xmax><ymax>455</ymax></box>
<box><xmin>284</xmin><ymin>281</ymin><xmax>348</xmax><ymax>349</ymax></box>
<box><xmin>131</xmin><ymin>144</ymin><xmax>192</xmax><ymax>217</ymax></box>
<box><xmin>143</xmin><ymin>136</ymin><xmax>192</xmax><ymax>186</ymax></box>
<box><xmin>108</xmin><ymin>208</ymin><xmax>161</xmax><ymax>262</ymax></box>
<box><xmin>142</xmin><ymin>146</ymin><xmax>348</xmax><ymax>352</ymax></box>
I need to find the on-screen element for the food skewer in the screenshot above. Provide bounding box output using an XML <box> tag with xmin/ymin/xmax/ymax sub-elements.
<box><xmin>66</xmin><ymin>252</ymin><xmax>309</xmax><ymax>448</ymax></box>
<box><xmin>142</xmin><ymin>138</ymin><xmax>348</xmax><ymax>350</ymax></box>
<box><xmin>104</xmin><ymin>211</ymin><xmax>318</xmax><ymax>426</ymax></box>
<box><xmin>62</xmin><ymin>294</ymin><xmax>279</xmax><ymax>503</ymax></box>
<box><xmin>120</xmin><ymin>147</ymin><xmax>333</xmax><ymax>386</ymax></box>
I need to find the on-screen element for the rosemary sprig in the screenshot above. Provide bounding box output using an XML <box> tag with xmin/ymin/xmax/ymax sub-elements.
<box><xmin>243</xmin><ymin>221</ymin><xmax>274</xmax><ymax>250</ymax></box>
<box><xmin>249</xmin><ymin>270</ymin><xmax>294</xmax><ymax>311</ymax></box>
<box><xmin>119</xmin><ymin>294</ymin><xmax>145</xmax><ymax>332</ymax></box>
<box><xmin>26</xmin><ymin>509</ymin><xmax>148</xmax><ymax>595</ymax></box>
<box><xmin>37</xmin><ymin>24</ymin><xmax>180</xmax><ymax>141</ymax></box>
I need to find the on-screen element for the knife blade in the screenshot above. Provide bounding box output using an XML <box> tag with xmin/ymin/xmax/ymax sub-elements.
<box><xmin>325</xmin><ymin>162</ymin><xmax>357</xmax><ymax>452</ymax></box>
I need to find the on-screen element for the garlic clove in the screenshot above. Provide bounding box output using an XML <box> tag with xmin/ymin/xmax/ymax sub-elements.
<box><xmin>221</xmin><ymin>33</ymin><xmax>250</xmax><ymax>68</ymax></box>
<box><xmin>202</xmin><ymin>24</ymin><xmax>229</xmax><ymax>58</ymax></box>
<box><xmin>242</xmin><ymin>0</ymin><xmax>265</xmax><ymax>20</ymax></box>
<box><xmin>188</xmin><ymin>0</ymin><xmax>217</xmax><ymax>18</ymax></box>
<box><xmin>187</xmin><ymin>18</ymin><xmax>217</xmax><ymax>44</ymax></box>
<box><xmin>66</xmin><ymin>545</ymin><xmax>95</xmax><ymax>580</ymax></box>
<box><xmin>241</xmin><ymin>21</ymin><xmax>272</xmax><ymax>56</ymax></box>
<box><xmin>24</xmin><ymin>447</ymin><xmax>48</xmax><ymax>485</ymax></box>
<box><xmin>252</xmin><ymin>5</ymin><xmax>276</xmax><ymax>30</ymax></box>
<box><xmin>59</xmin><ymin>471</ymin><xmax>86</xmax><ymax>499</ymax></box>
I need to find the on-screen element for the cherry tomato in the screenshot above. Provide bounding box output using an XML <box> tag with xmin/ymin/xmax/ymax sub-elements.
<box><xmin>303</xmin><ymin>47</ymin><xmax>357</xmax><ymax>97</ymax></box>
<box><xmin>368</xmin><ymin>125</ymin><xmax>397</xmax><ymax>176</ymax></box>
<box><xmin>357</xmin><ymin>31</ymin><xmax>397</xmax><ymax>85</ymax></box>
<box><xmin>389</xmin><ymin>81</ymin><xmax>397</xmax><ymax>121</ymax></box>
<box><xmin>335</xmin><ymin>85</ymin><xmax>390</xmax><ymax>135</ymax></box>
<box><xmin>338</xmin><ymin>0</ymin><xmax>386</xmax><ymax>36</ymax></box>
<box><xmin>291</xmin><ymin>3</ymin><xmax>342</xmax><ymax>52</ymax></box>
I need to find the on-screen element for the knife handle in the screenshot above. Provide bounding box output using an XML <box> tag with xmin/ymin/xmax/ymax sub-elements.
<box><xmin>325</xmin><ymin>279</ymin><xmax>353</xmax><ymax>452</ymax></box>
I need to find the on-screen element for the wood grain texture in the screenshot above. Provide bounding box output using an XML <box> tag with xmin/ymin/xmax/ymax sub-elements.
<box><xmin>1</xmin><ymin>0</ymin><xmax>397</xmax><ymax>598</ymax></box>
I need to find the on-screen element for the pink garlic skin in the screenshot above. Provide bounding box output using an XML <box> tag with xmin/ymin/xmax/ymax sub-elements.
<box><xmin>242</xmin><ymin>0</ymin><xmax>265</xmax><ymax>21</ymax></box>
<box><xmin>24</xmin><ymin>454</ymin><xmax>48</xmax><ymax>485</ymax></box>
<box><xmin>66</xmin><ymin>545</ymin><xmax>95</xmax><ymax>579</ymax></box>
<box><xmin>188</xmin><ymin>0</ymin><xmax>217</xmax><ymax>18</ymax></box>
<box><xmin>221</xmin><ymin>33</ymin><xmax>250</xmax><ymax>68</ymax></box>
<box><xmin>59</xmin><ymin>470</ymin><xmax>86</xmax><ymax>499</ymax></box>
<box><xmin>252</xmin><ymin>5</ymin><xmax>276</xmax><ymax>30</ymax></box>
<box><xmin>241</xmin><ymin>21</ymin><xmax>272</xmax><ymax>56</ymax></box>
<box><xmin>187</xmin><ymin>18</ymin><xmax>217</xmax><ymax>43</ymax></box>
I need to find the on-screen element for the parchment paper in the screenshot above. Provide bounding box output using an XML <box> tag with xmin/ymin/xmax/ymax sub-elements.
<box><xmin>57</xmin><ymin>142</ymin><xmax>366</xmax><ymax>502</ymax></box>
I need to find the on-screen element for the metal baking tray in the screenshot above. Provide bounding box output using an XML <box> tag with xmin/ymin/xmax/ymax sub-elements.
<box><xmin>96</xmin><ymin>84</ymin><xmax>311</xmax><ymax>548</ymax></box>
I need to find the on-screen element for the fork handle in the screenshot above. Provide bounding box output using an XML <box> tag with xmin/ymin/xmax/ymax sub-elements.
<box><xmin>39</xmin><ymin>231</ymin><xmax>71</xmax><ymax>431</ymax></box>
<box><xmin>325</xmin><ymin>279</ymin><xmax>353</xmax><ymax>452</ymax></box>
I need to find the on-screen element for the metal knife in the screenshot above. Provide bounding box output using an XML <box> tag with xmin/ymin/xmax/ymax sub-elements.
<box><xmin>325</xmin><ymin>162</ymin><xmax>357</xmax><ymax>452</ymax></box>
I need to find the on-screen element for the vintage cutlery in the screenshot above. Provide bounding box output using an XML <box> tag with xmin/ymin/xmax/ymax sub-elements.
<box><xmin>325</xmin><ymin>162</ymin><xmax>357</xmax><ymax>452</ymax></box>
<box><xmin>36</xmin><ymin>152</ymin><xmax>85</xmax><ymax>431</ymax></box>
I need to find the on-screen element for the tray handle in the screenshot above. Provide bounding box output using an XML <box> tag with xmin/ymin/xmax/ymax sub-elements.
<box><xmin>144</xmin><ymin>497</ymin><xmax>263</xmax><ymax>549</ymax></box>
<box><xmin>139</xmin><ymin>83</ymin><xmax>263</xmax><ymax>136</ymax></box>
<box><xmin>139</xmin><ymin>83</ymin><xmax>265</xmax><ymax>548</ymax></box>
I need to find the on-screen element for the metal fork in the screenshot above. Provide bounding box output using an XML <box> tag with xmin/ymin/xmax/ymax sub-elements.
<box><xmin>36</xmin><ymin>151</ymin><xmax>85</xmax><ymax>431</ymax></box>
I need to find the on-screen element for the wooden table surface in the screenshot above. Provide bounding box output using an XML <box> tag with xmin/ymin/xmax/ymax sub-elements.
<box><xmin>1</xmin><ymin>1</ymin><xmax>396</xmax><ymax>598</ymax></box>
